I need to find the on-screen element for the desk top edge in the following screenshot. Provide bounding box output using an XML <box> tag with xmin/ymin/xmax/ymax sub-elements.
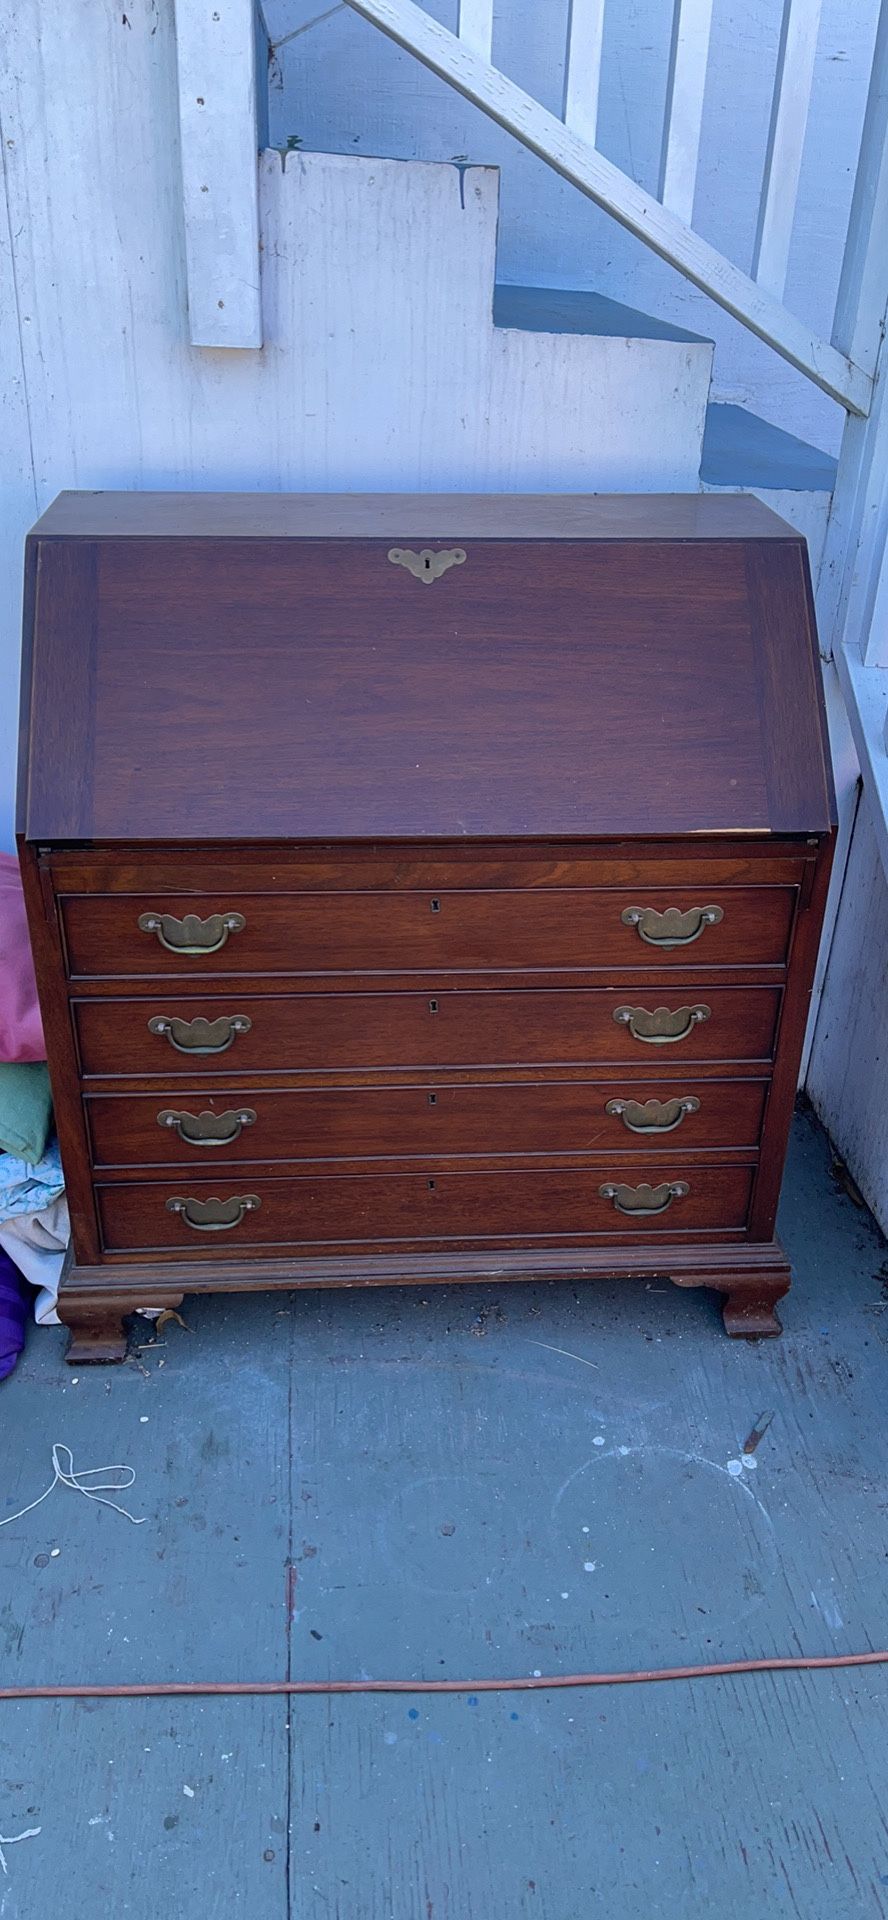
<box><xmin>28</xmin><ymin>490</ymin><xmax>801</xmax><ymax>542</ymax></box>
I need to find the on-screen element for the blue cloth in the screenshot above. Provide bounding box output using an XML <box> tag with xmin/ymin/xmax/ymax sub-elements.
<box><xmin>0</xmin><ymin>1136</ymin><xmax>64</xmax><ymax>1222</ymax></box>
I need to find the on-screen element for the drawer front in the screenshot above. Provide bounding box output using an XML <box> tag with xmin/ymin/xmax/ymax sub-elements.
<box><xmin>73</xmin><ymin>987</ymin><xmax>782</xmax><ymax>1077</ymax></box>
<box><xmin>96</xmin><ymin>1164</ymin><xmax>756</xmax><ymax>1254</ymax></box>
<box><xmin>60</xmin><ymin>885</ymin><xmax>796</xmax><ymax>978</ymax></box>
<box><xmin>84</xmin><ymin>1077</ymin><xmax>770</xmax><ymax>1167</ymax></box>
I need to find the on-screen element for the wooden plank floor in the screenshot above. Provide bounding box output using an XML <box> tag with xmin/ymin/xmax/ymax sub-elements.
<box><xmin>1</xmin><ymin>1105</ymin><xmax>888</xmax><ymax>1917</ymax></box>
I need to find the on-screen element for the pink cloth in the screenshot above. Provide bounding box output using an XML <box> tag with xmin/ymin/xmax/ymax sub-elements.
<box><xmin>0</xmin><ymin>855</ymin><xmax>45</xmax><ymax>1063</ymax></box>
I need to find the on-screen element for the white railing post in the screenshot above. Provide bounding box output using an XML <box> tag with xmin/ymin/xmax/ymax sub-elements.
<box><xmin>752</xmin><ymin>0</ymin><xmax>824</xmax><ymax>299</ymax></box>
<box><xmin>833</xmin><ymin>0</ymin><xmax>888</xmax><ymax>378</ymax></box>
<box><xmin>659</xmin><ymin>0</ymin><xmax>715</xmax><ymax>225</ymax></box>
<box><xmin>817</xmin><ymin>1</ymin><xmax>888</xmax><ymax>670</ymax></box>
<box><xmin>173</xmin><ymin>0</ymin><xmax>263</xmax><ymax>349</ymax></box>
<box><xmin>806</xmin><ymin>1</ymin><xmax>888</xmax><ymax>976</ymax></box>
<box><xmin>562</xmin><ymin>0</ymin><xmax>606</xmax><ymax>149</ymax></box>
<box><xmin>457</xmin><ymin>0</ymin><xmax>494</xmax><ymax>62</ymax></box>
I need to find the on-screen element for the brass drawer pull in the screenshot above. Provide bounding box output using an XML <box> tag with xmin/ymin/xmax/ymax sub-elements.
<box><xmin>157</xmin><ymin>1107</ymin><xmax>257</xmax><ymax>1146</ymax></box>
<box><xmin>599</xmin><ymin>1180</ymin><xmax>689</xmax><ymax>1217</ymax></box>
<box><xmin>614</xmin><ymin>1004</ymin><xmax>710</xmax><ymax>1045</ymax></box>
<box><xmin>621</xmin><ymin>904</ymin><xmax>723</xmax><ymax>949</ymax></box>
<box><xmin>166</xmin><ymin>1193</ymin><xmax>261</xmax><ymax>1232</ymax></box>
<box><xmin>605</xmin><ymin>1095</ymin><xmax>700</xmax><ymax>1134</ymax></box>
<box><xmin>147</xmin><ymin>1013</ymin><xmax>252</xmax><ymax>1055</ymax></box>
<box><xmin>138</xmin><ymin>911</ymin><xmax>246</xmax><ymax>955</ymax></box>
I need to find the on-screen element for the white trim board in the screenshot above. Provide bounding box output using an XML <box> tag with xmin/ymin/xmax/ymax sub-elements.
<box><xmin>173</xmin><ymin>0</ymin><xmax>262</xmax><ymax>348</ymax></box>
<box><xmin>835</xmin><ymin>642</ymin><xmax>888</xmax><ymax>877</ymax></box>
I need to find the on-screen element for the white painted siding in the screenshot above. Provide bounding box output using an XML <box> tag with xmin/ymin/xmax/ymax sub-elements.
<box><xmin>266</xmin><ymin>0</ymin><xmax>880</xmax><ymax>451</ymax></box>
<box><xmin>807</xmin><ymin>791</ymin><xmax>888</xmax><ymax>1235</ymax></box>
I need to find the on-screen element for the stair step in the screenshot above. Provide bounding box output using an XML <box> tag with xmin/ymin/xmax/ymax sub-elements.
<box><xmin>493</xmin><ymin>283</ymin><xmax>710</xmax><ymax>345</ymax></box>
<box><xmin>702</xmin><ymin>402</ymin><xmax>837</xmax><ymax>493</ymax></box>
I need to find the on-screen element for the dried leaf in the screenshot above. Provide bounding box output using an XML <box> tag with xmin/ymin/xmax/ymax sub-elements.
<box><xmin>155</xmin><ymin>1308</ymin><xmax>190</xmax><ymax>1335</ymax></box>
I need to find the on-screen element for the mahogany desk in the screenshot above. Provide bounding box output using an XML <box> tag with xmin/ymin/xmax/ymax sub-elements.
<box><xmin>17</xmin><ymin>492</ymin><xmax>834</xmax><ymax>1360</ymax></box>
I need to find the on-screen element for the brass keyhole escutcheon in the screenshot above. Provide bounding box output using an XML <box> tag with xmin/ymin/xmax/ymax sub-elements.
<box><xmin>388</xmin><ymin>547</ymin><xmax>466</xmax><ymax>584</ymax></box>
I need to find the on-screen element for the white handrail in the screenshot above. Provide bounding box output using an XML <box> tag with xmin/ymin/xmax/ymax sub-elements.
<box><xmin>659</xmin><ymin>0</ymin><xmax>715</xmax><ymax>225</ymax></box>
<box><xmin>563</xmin><ymin>0</ymin><xmax>606</xmax><ymax>149</ymax></box>
<box><xmin>752</xmin><ymin>0</ymin><xmax>824</xmax><ymax>299</ymax></box>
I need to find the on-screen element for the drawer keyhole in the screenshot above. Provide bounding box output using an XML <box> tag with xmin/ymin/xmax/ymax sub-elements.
<box><xmin>427</xmin><ymin>1093</ymin><xmax>437</xmax><ymax>1106</ymax></box>
<box><xmin>428</xmin><ymin>1179</ymin><xmax>436</xmax><ymax>1191</ymax></box>
<box><xmin>428</xmin><ymin>998</ymin><xmax>439</xmax><ymax>1014</ymax></box>
<box><xmin>430</xmin><ymin>898</ymin><xmax>441</xmax><ymax>913</ymax></box>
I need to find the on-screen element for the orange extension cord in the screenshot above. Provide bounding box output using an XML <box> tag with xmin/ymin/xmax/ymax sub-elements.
<box><xmin>2</xmin><ymin>1651</ymin><xmax>888</xmax><ymax>1701</ymax></box>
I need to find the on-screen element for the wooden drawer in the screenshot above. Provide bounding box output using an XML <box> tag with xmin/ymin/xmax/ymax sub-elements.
<box><xmin>95</xmin><ymin>1163</ymin><xmax>756</xmax><ymax>1255</ymax></box>
<box><xmin>60</xmin><ymin>884</ymin><xmax>796</xmax><ymax>978</ymax></box>
<box><xmin>84</xmin><ymin>1076</ymin><xmax>770</xmax><ymax>1168</ymax></box>
<box><xmin>73</xmin><ymin>986</ymin><xmax>782</xmax><ymax>1078</ymax></box>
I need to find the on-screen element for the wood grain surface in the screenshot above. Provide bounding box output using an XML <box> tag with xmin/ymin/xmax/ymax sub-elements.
<box><xmin>61</xmin><ymin>884</ymin><xmax>796</xmax><ymax>979</ymax></box>
<box><xmin>84</xmin><ymin>1076</ymin><xmax>769</xmax><ymax>1169</ymax></box>
<box><xmin>72</xmin><ymin>985</ymin><xmax>783</xmax><ymax>1077</ymax></box>
<box><xmin>20</xmin><ymin>514</ymin><xmax>832</xmax><ymax>842</ymax></box>
<box><xmin>95</xmin><ymin>1163</ymin><xmax>755</xmax><ymax>1255</ymax></box>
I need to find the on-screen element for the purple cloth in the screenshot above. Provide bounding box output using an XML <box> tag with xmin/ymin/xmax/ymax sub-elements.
<box><xmin>0</xmin><ymin>1246</ymin><xmax>32</xmax><ymax>1381</ymax></box>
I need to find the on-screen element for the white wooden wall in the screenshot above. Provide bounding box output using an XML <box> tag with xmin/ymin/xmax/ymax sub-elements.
<box><xmin>807</xmin><ymin>791</ymin><xmax>888</xmax><ymax>1233</ymax></box>
<box><xmin>0</xmin><ymin>0</ymin><xmax>714</xmax><ymax>853</ymax></box>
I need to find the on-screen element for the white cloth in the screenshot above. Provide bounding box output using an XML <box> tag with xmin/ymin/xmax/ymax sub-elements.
<box><xmin>0</xmin><ymin>1195</ymin><xmax>165</xmax><ymax>1334</ymax></box>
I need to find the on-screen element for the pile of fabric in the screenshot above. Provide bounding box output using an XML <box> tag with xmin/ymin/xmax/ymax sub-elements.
<box><xmin>0</xmin><ymin>854</ymin><xmax>68</xmax><ymax>1380</ymax></box>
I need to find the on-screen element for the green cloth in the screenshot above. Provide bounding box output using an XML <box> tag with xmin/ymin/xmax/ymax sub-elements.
<box><xmin>0</xmin><ymin>1062</ymin><xmax>53</xmax><ymax>1165</ymax></box>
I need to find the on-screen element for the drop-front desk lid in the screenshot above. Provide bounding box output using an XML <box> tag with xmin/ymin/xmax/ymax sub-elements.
<box><xmin>19</xmin><ymin>492</ymin><xmax>834</xmax><ymax>844</ymax></box>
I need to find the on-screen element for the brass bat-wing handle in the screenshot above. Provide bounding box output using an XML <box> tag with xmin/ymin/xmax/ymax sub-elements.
<box><xmin>147</xmin><ymin>1013</ymin><xmax>252</xmax><ymax>1055</ymax></box>
<box><xmin>613</xmin><ymin>1004</ymin><xmax>710</xmax><ymax>1045</ymax></box>
<box><xmin>138</xmin><ymin>911</ymin><xmax>246</xmax><ymax>955</ymax></box>
<box><xmin>157</xmin><ymin>1107</ymin><xmax>257</xmax><ymax>1146</ymax></box>
<box><xmin>605</xmin><ymin>1095</ymin><xmax>700</xmax><ymax>1134</ymax></box>
<box><xmin>165</xmin><ymin>1194</ymin><xmax>261</xmax><ymax>1232</ymax></box>
<box><xmin>621</xmin><ymin>904</ymin><xmax>723</xmax><ymax>948</ymax></box>
<box><xmin>599</xmin><ymin>1180</ymin><xmax>690</xmax><ymax>1217</ymax></box>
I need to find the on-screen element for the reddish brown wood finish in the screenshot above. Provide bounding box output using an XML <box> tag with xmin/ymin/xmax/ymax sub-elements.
<box><xmin>17</xmin><ymin>494</ymin><xmax>835</xmax><ymax>1358</ymax></box>
<box><xmin>84</xmin><ymin>1076</ymin><xmax>769</xmax><ymax>1169</ymax></box>
<box><xmin>26</xmin><ymin>489</ymin><xmax>800</xmax><ymax>542</ymax></box>
<box><xmin>21</xmin><ymin>506</ymin><xmax>832</xmax><ymax>845</ymax></box>
<box><xmin>40</xmin><ymin>844</ymin><xmax>815</xmax><ymax>890</ymax></box>
<box><xmin>54</xmin><ymin>1239</ymin><xmax>792</xmax><ymax>1357</ymax></box>
<box><xmin>72</xmin><ymin>985</ymin><xmax>783</xmax><ymax>1077</ymax></box>
<box><xmin>60</xmin><ymin>885</ymin><xmax>796</xmax><ymax>978</ymax></box>
<box><xmin>95</xmin><ymin>1163</ymin><xmax>755</xmax><ymax>1256</ymax></box>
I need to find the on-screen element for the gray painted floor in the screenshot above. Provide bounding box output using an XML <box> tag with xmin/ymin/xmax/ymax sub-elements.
<box><xmin>1</xmin><ymin>1105</ymin><xmax>887</xmax><ymax>1918</ymax></box>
